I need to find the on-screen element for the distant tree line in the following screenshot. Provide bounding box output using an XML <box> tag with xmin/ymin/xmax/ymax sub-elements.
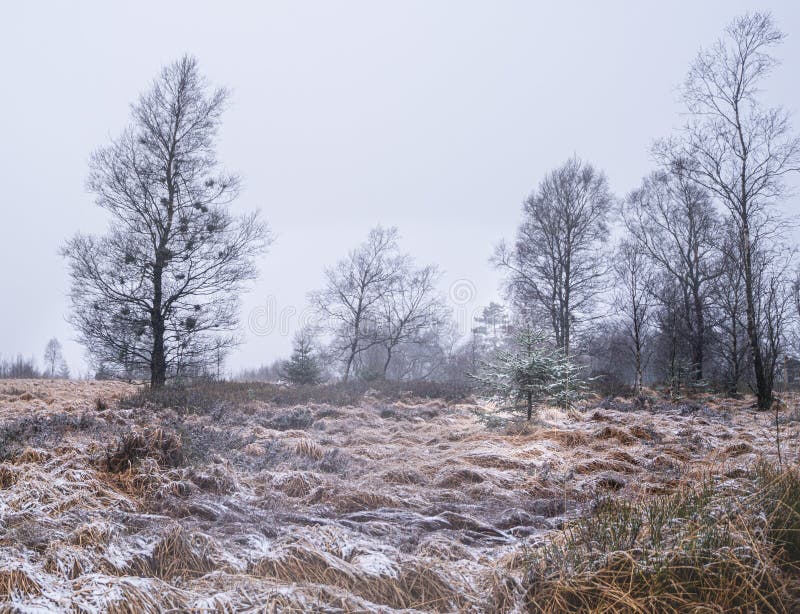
<box><xmin>490</xmin><ymin>12</ymin><xmax>800</xmax><ymax>410</ymax></box>
<box><xmin>64</xmin><ymin>13</ymin><xmax>800</xmax><ymax>413</ymax></box>
<box><xmin>1</xmin><ymin>338</ymin><xmax>70</xmax><ymax>379</ymax></box>
<box><xmin>298</xmin><ymin>13</ymin><xmax>800</xmax><ymax>412</ymax></box>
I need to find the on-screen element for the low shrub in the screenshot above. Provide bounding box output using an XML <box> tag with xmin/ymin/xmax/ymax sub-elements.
<box><xmin>589</xmin><ymin>371</ymin><xmax>636</xmax><ymax>398</ymax></box>
<box><xmin>265</xmin><ymin>407</ymin><xmax>315</xmax><ymax>431</ymax></box>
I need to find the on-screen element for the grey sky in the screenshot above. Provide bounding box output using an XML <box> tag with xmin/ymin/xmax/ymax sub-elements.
<box><xmin>1</xmin><ymin>2</ymin><xmax>799</xmax><ymax>376</ymax></box>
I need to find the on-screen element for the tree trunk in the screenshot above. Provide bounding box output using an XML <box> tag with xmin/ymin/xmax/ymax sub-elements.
<box><xmin>634</xmin><ymin>346</ymin><xmax>643</xmax><ymax>394</ymax></box>
<box><xmin>729</xmin><ymin>319</ymin><xmax>740</xmax><ymax>397</ymax></box>
<box><xmin>692</xmin><ymin>287</ymin><xmax>704</xmax><ymax>382</ymax></box>
<box><xmin>741</xmin><ymin>218</ymin><xmax>771</xmax><ymax>410</ymax></box>
<box><xmin>150</xmin><ymin>264</ymin><xmax>167</xmax><ymax>388</ymax></box>
<box><xmin>343</xmin><ymin>352</ymin><xmax>354</xmax><ymax>382</ymax></box>
<box><xmin>150</xmin><ymin>319</ymin><xmax>167</xmax><ymax>388</ymax></box>
<box><xmin>383</xmin><ymin>345</ymin><xmax>393</xmax><ymax>378</ymax></box>
<box><xmin>633</xmin><ymin>307</ymin><xmax>643</xmax><ymax>394</ymax></box>
<box><xmin>526</xmin><ymin>391</ymin><xmax>532</xmax><ymax>421</ymax></box>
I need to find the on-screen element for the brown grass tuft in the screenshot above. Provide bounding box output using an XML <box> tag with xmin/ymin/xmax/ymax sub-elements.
<box><xmin>15</xmin><ymin>447</ymin><xmax>50</xmax><ymax>463</ymax></box>
<box><xmin>272</xmin><ymin>471</ymin><xmax>322</xmax><ymax>498</ymax></box>
<box><xmin>594</xmin><ymin>425</ymin><xmax>636</xmax><ymax>445</ymax></box>
<box><xmin>381</xmin><ymin>467</ymin><xmax>428</xmax><ymax>485</ymax></box>
<box><xmin>294</xmin><ymin>437</ymin><xmax>325</xmax><ymax>460</ymax></box>
<box><xmin>536</xmin><ymin>429</ymin><xmax>591</xmax><ymax>447</ymax></box>
<box><xmin>72</xmin><ymin>574</ymin><xmax>191</xmax><ymax>613</ymax></box>
<box><xmin>251</xmin><ymin>543</ymin><xmax>462</xmax><ymax>611</ymax></box>
<box><xmin>105</xmin><ymin>427</ymin><xmax>183</xmax><ymax>473</ymax></box>
<box><xmin>0</xmin><ymin>567</ymin><xmax>41</xmax><ymax>596</ymax></box>
<box><xmin>0</xmin><ymin>463</ymin><xmax>18</xmax><ymax>488</ymax></box>
<box><xmin>435</xmin><ymin>467</ymin><xmax>486</xmax><ymax>488</ymax></box>
<box><xmin>147</xmin><ymin>525</ymin><xmax>220</xmax><ymax>580</ymax></box>
<box><xmin>725</xmin><ymin>441</ymin><xmax>754</xmax><ymax>457</ymax></box>
<box><xmin>574</xmin><ymin>459</ymin><xmax>637</xmax><ymax>475</ymax></box>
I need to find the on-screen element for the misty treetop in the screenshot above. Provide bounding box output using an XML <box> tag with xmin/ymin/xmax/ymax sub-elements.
<box><xmin>309</xmin><ymin>226</ymin><xmax>449</xmax><ymax>383</ymax></box>
<box><xmin>62</xmin><ymin>56</ymin><xmax>270</xmax><ymax>388</ymax></box>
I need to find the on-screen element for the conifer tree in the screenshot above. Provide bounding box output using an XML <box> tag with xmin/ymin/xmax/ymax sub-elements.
<box><xmin>283</xmin><ymin>331</ymin><xmax>322</xmax><ymax>385</ymax></box>
<box><xmin>471</xmin><ymin>326</ymin><xmax>585</xmax><ymax>420</ymax></box>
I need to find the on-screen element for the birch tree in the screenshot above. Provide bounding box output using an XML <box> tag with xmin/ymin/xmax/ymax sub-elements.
<box><xmin>656</xmin><ymin>12</ymin><xmax>800</xmax><ymax>409</ymax></box>
<box><xmin>494</xmin><ymin>157</ymin><xmax>613</xmax><ymax>354</ymax></box>
<box><xmin>613</xmin><ymin>239</ymin><xmax>656</xmax><ymax>393</ymax></box>
<box><xmin>310</xmin><ymin>226</ymin><xmax>404</xmax><ymax>381</ymax></box>
<box><xmin>623</xmin><ymin>170</ymin><xmax>719</xmax><ymax>381</ymax></box>
<box><xmin>62</xmin><ymin>56</ymin><xmax>269</xmax><ymax>387</ymax></box>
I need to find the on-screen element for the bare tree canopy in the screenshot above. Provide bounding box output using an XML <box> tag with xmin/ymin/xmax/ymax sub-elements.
<box><xmin>377</xmin><ymin>263</ymin><xmax>446</xmax><ymax>378</ymax></box>
<box><xmin>310</xmin><ymin>226</ymin><xmax>448</xmax><ymax>382</ymax></box>
<box><xmin>494</xmin><ymin>156</ymin><xmax>613</xmax><ymax>354</ymax></box>
<box><xmin>656</xmin><ymin>12</ymin><xmax>800</xmax><ymax>409</ymax></box>
<box><xmin>612</xmin><ymin>239</ymin><xmax>657</xmax><ymax>393</ymax></box>
<box><xmin>43</xmin><ymin>338</ymin><xmax>64</xmax><ymax>379</ymax></box>
<box><xmin>62</xmin><ymin>56</ymin><xmax>270</xmax><ymax>387</ymax></box>
<box><xmin>623</xmin><ymin>169</ymin><xmax>720</xmax><ymax>381</ymax></box>
<box><xmin>310</xmin><ymin>226</ymin><xmax>405</xmax><ymax>381</ymax></box>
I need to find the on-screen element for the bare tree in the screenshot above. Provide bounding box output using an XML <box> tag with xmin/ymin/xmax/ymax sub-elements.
<box><xmin>612</xmin><ymin>239</ymin><xmax>656</xmax><ymax>393</ymax></box>
<box><xmin>62</xmin><ymin>56</ymin><xmax>269</xmax><ymax>388</ymax></box>
<box><xmin>310</xmin><ymin>226</ymin><xmax>404</xmax><ymax>381</ymax></box>
<box><xmin>43</xmin><ymin>338</ymin><xmax>64</xmax><ymax>378</ymax></box>
<box><xmin>753</xmin><ymin>245</ymin><xmax>795</xmax><ymax>400</ymax></box>
<box><xmin>650</xmin><ymin>277</ymin><xmax>693</xmax><ymax>397</ymax></box>
<box><xmin>709</xmin><ymin>220</ymin><xmax>749</xmax><ymax>395</ymax></box>
<box><xmin>656</xmin><ymin>12</ymin><xmax>800</xmax><ymax>409</ymax></box>
<box><xmin>623</xmin><ymin>170</ymin><xmax>719</xmax><ymax>381</ymax></box>
<box><xmin>494</xmin><ymin>157</ymin><xmax>613</xmax><ymax>354</ymax></box>
<box><xmin>378</xmin><ymin>264</ymin><xmax>446</xmax><ymax>377</ymax></box>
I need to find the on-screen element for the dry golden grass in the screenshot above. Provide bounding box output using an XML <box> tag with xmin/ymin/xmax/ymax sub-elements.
<box><xmin>0</xmin><ymin>567</ymin><xmax>41</xmax><ymax>597</ymax></box>
<box><xmin>0</xmin><ymin>379</ymin><xmax>798</xmax><ymax>612</ymax></box>
<box><xmin>525</xmin><ymin>464</ymin><xmax>800</xmax><ymax>613</ymax></box>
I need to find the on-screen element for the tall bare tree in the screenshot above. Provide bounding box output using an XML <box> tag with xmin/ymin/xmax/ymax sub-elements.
<box><xmin>623</xmin><ymin>170</ymin><xmax>719</xmax><ymax>381</ymax></box>
<box><xmin>310</xmin><ymin>226</ymin><xmax>404</xmax><ymax>381</ymax></box>
<box><xmin>753</xmin><ymin>245</ymin><xmax>796</xmax><ymax>400</ymax></box>
<box><xmin>709</xmin><ymin>220</ymin><xmax>749</xmax><ymax>395</ymax></box>
<box><xmin>613</xmin><ymin>239</ymin><xmax>656</xmax><ymax>393</ymax></box>
<box><xmin>494</xmin><ymin>157</ymin><xmax>613</xmax><ymax>354</ymax></box>
<box><xmin>656</xmin><ymin>12</ymin><xmax>800</xmax><ymax>409</ymax></box>
<box><xmin>378</xmin><ymin>264</ymin><xmax>445</xmax><ymax>377</ymax></box>
<box><xmin>63</xmin><ymin>56</ymin><xmax>269</xmax><ymax>388</ymax></box>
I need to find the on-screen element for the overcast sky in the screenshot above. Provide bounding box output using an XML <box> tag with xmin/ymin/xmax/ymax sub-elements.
<box><xmin>1</xmin><ymin>2</ymin><xmax>799</xmax><ymax>376</ymax></box>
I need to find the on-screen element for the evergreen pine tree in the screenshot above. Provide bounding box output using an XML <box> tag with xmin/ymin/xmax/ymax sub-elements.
<box><xmin>283</xmin><ymin>332</ymin><xmax>322</xmax><ymax>385</ymax></box>
<box><xmin>470</xmin><ymin>326</ymin><xmax>585</xmax><ymax>420</ymax></box>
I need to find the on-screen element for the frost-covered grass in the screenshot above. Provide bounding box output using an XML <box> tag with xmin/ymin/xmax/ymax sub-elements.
<box><xmin>525</xmin><ymin>463</ymin><xmax>800</xmax><ymax>612</ymax></box>
<box><xmin>0</xmin><ymin>380</ymin><xmax>798</xmax><ymax>612</ymax></box>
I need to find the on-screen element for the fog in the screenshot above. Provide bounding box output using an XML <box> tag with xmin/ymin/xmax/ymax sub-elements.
<box><xmin>1</xmin><ymin>1</ymin><xmax>798</xmax><ymax>375</ymax></box>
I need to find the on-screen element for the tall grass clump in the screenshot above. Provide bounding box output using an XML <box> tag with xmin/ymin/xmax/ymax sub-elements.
<box><xmin>525</xmin><ymin>463</ymin><xmax>800</xmax><ymax>613</ymax></box>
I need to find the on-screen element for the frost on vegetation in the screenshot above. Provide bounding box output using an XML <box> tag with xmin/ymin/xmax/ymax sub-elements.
<box><xmin>0</xmin><ymin>379</ymin><xmax>793</xmax><ymax>612</ymax></box>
